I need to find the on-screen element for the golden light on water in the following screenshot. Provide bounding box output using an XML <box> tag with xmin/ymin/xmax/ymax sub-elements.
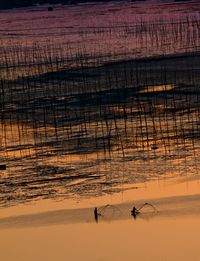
<box><xmin>0</xmin><ymin>1</ymin><xmax>200</xmax><ymax>260</ymax></box>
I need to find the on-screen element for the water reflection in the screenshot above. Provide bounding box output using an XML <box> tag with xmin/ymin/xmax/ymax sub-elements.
<box><xmin>1</xmin><ymin>191</ymin><xmax>200</xmax><ymax>229</ymax></box>
<box><xmin>0</xmin><ymin>54</ymin><xmax>200</xmax><ymax>207</ymax></box>
<box><xmin>1</xmin><ymin>215</ymin><xmax>200</xmax><ymax>261</ymax></box>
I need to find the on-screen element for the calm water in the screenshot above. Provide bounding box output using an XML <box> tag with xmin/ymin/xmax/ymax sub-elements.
<box><xmin>2</xmin><ymin>217</ymin><xmax>200</xmax><ymax>261</ymax></box>
<box><xmin>0</xmin><ymin>1</ymin><xmax>200</xmax><ymax>208</ymax></box>
<box><xmin>0</xmin><ymin>53</ymin><xmax>200</xmax><ymax>207</ymax></box>
<box><xmin>1</xmin><ymin>181</ymin><xmax>200</xmax><ymax>261</ymax></box>
<box><xmin>1</xmin><ymin>2</ymin><xmax>200</xmax><ymax>260</ymax></box>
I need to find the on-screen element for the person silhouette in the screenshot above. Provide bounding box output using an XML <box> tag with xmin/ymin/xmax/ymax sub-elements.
<box><xmin>94</xmin><ymin>207</ymin><xmax>98</xmax><ymax>223</ymax></box>
<box><xmin>131</xmin><ymin>206</ymin><xmax>140</xmax><ymax>219</ymax></box>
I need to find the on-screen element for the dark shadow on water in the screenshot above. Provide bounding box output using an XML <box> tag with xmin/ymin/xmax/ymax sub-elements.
<box><xmin>0</xmin><ymin>54</ymin><xmax>200</xmax><ymax>207</ymax></box>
